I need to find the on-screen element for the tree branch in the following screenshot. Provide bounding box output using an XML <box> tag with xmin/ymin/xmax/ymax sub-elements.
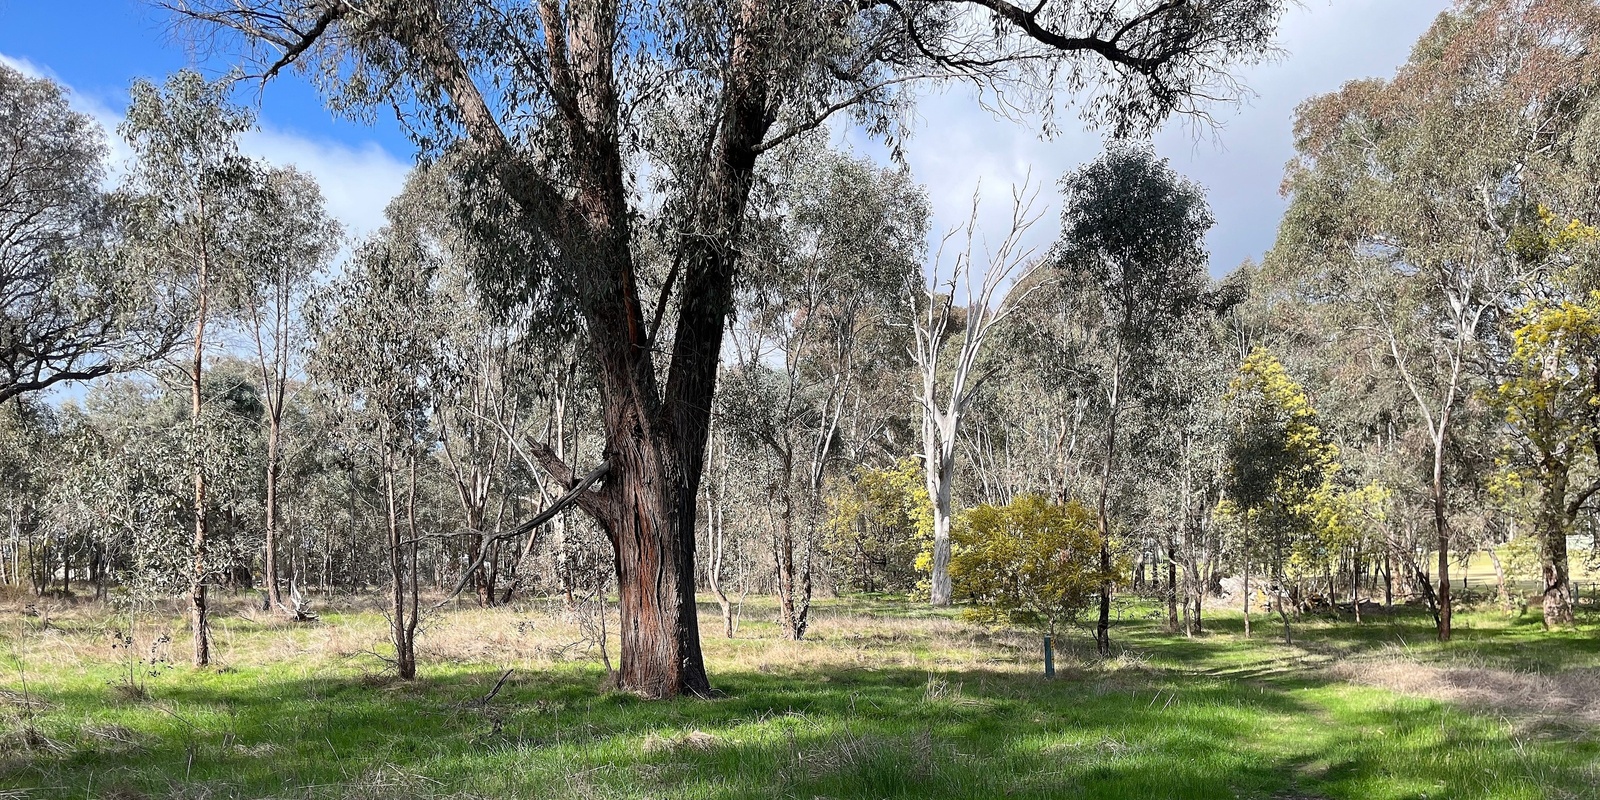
<box><xmin>262</xmin><ymin>3</ymin><xmax>344</xmax><ymax>82</ymax></box>
<box><xmin>431</xmin><ymin>457</ymin><xmax>611</xmax><ymax>608</ymax></box>
<box><xmin>754</xmin><ymin>74</ymin><xmax>937</xmax><ymax>156</ymax></box>
<box><xmin>941</xmin><ymin>0</ymin><xmax>1167</xmax><ymax>71</ymax></box>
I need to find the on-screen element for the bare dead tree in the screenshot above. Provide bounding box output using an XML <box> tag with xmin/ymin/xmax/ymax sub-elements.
<box><xmin>909</xmin><ymin>182</ymin><xmax>1043</xmax><ymax>606</ymax></box>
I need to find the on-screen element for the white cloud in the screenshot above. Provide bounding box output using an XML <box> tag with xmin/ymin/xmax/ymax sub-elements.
<box><xmin>11</xmin><ymin>2</ymin><xmax>1449</xmax><ymax>279</ymax></box>
<box><xmin>1152</xmin><ymin>0</ymin><xmax>1449</xmax><ymax>273</ymax></box>
<box><xmin>2</xmin><ymin>52</ymin><xmax>409</xmax><ymax>241</ymax></box>
<box><xmin>0</xmin><ymin>53</ymin><xmax>52</xmax><ymax>80</ymax></box>
<box><xmin>841</xmin><ymin>0</ymin><xmax>1450</xmax><ymax>281</ymax></box>
<box><xmin>241</xmin><ymin>127</ymin><xmax>408</xmax><ymax>240</ymax></box>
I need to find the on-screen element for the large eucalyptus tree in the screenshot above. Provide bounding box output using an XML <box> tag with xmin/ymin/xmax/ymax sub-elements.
<box><xmin>118</xmin><ymin>71</ymin><xmax>273</xmax><ymax>667</ymax></box>
<box><xmin>0</xmin><ymin>65</ymin><xmax>174</xmax><ymax>405</ymax></box>
<box><xmin>167</xmin><ymin>0</ymin><xmax>1286</xmax><ymax>697</ymax></box>
<box><xmin>1055</xmin><ymin>145</ymin><xmax>1212</xmax><ymax>655</ymax></box>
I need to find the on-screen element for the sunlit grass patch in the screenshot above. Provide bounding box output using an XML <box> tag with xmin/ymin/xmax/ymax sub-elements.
<box><xmin>1</xmin><ymin>593</ymin><xmax>1597</xmax><ymax>799</ymax></box>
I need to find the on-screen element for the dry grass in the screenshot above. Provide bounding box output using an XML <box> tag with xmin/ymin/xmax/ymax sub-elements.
<box><xmin>6</xmin><ymin>590</ymin><xmax>1600</xmax><ymax>799</ymax></box>
<box><xmin>640</xmin><ymin>729</ymin><xmax>718</xmax><ymax>754</ymax></box>
<box><xmin>0</xmin><ymin>589</ymin><xmax>1083</xmax><ymax>698</ymax></box>
<box><xmin>1330</xmin><ymin>656</ymin><xmax>1600</xmax><ymax>731</ymax></box>
<box><xmin>81</xmin><ymin>722</ymin><xmax>149</xmax><ymax>752</ymax></box>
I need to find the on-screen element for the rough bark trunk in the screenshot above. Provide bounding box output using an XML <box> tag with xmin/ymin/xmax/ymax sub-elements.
<box><xmin>1541</xmin><ymin>516</ymin><xmax>1575</xmax><ymax>628</ymax></box>
<box><xmin>1532</xmin><ymin>468</ymin><xmax>1577</xmax><ymax>627</ymax></box>
<box><xmin>604</xmin><ymin>438</ymin><xmax>712</xmax><ymax>698</ymax></box>
<box><xmin>1094</xmin><ymin>539</ymin><xmax>1112</xmax><ymax>655</ymax></box>
<box><xmin>775</xmin><ymin>481</ymin><xmax>800</xmax><ymax>639</ymax></box>
<box><xmin>1383</xmin><ymin>550</ymin><xmax>1393</xmax><ymax>609</ymax></box>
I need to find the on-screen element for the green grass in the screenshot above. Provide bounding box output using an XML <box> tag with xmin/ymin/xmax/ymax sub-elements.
<box><xmin>2</xmin><ymin>592</ymin><xmax>1598</xmax><ymax>799</ymax></box>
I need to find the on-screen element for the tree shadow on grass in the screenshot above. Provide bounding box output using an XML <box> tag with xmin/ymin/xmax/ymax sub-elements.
<box><xmin>5</xmin><ymin>654</ymin><xmax>1597</xmax><ymax>800</ymax></box>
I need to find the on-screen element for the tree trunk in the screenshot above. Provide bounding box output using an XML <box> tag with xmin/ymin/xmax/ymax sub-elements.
<box><xmin>1094</xmin><ymin>342</ymin><xmax>1125</xmax><ymax>658</ymax></box>
<box><xmin>467</xmin><ymin>506</ymin><xmax>493</xmax><ymax>607</ymax></box>
<box><xmin>541</xmin><ymin>378</ymin><xmax>718</xmax><ymax>699</ymax></box>
<box><xmin>189</xmin><ymin>238</ymin><xmax>211</xmax><ymax>669</ymax></box>
<box><xmin>774</xmin><ymin>480</ymin><xmax>801</xmax><ymax>639</ymax></box>
<box><xmin>485</xmin><ymin>538</ymin><xmax>502</xmax><ymax>606</ymax></box>
<box><xmin>403</xmin><ymin>454</ymin><xmax>420</xmax><ymax>679</ymax></box>
<box><xmin>1165</xmin><ymin>531</ymin><xmax>1179</xmax><ymax>633</ymax></box>
<box><xmin>705</xmin><ymin>470</ymin><xmax>736</xmax><ymax>638</ymax></box>
<box><xmin>604</xmin><ymin>445</ymin><xmax>712</xmax><ymax>698</ymax></box>
<box><xmin>929</xmin><ymin>441</ymin><xmax>955</xmax><ymax>607</ymax></box>
<box><xmin>1487</xmin><ymin>544</ymin><xmax>1509</xmax><ymax>608</ymax></box>
<box><xmin>1351</xmin><ymin>546</ymin><xmax>1361</xmax><ymax>624</ymax></box>
<box><xmin>1242</xmin><ymin>542</ymin><xmax>1252</xmax><ymax>640</ymax></box>
<box><xmin>1411</xmin><ymin>559</ymin><xmax>1441</xmax><ymax>629</ymax></box>
<box><xmin>264</xmin><ymin>416</ymin><xmax>284</xmax><ymax>612</ymax></box>
<box><xmin>558</xmin><ymin>511</ymin><xmax>576</xmax><ymax>611</ymax></box>
<box><xmin>1541</xmin><ymin>508</ymin><xmax>1576</xmax><ymax>628</ymax></box>
<box><xmin>0</xmin><ymin>517</ymin><xmax>9</xmax><ymax>587</ymax></box>
<box><xmin>93</xmin><ymin>542</ymin><xmax>108</xmax><ymax>601</ymax></box>
<box><xmin>1275</xmin><ymin>578</ymin><xmax>1292</xmax><ymax>644</ymax></box>
<box><xmin>1383</xmin><ymin>550</ymin><xmax>1393</xmax><ymax>609</ymax></box>
<box><xmin>1432</xmin><ymin>436</ymin><xmax>1453</xmax><ymax>642</ymax></box>
<box><xmin>797</xmin><ymin>535</ymin><xmax>813</xmax><ymax>636</ymax></box>
<box><xmin>384</xmin><ymin>444</ymin><xmax>417</xmax><ymax>680</ymax></box>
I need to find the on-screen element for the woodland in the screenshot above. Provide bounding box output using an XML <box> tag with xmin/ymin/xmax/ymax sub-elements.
<box><xmin>3</xmin><ymin>1</ymin><xmax>1600</xmax><ymax>798</ymax></box>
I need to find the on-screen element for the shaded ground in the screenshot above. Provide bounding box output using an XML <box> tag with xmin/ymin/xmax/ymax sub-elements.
<box><xmin>1</xmin><ymin>591</ymin><xmax>1598</xmax><ymax>799</ymax></box>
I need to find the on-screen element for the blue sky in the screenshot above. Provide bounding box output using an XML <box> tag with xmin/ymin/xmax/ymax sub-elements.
<box><xmin>0</xmin><ymin>0</ymin><xmax>1451</xmax><ymax>274</ymax></box>
<box><xmin>0</xmin><ymin>0</ymin><xmax>406</xmax><ymax>150</ymax></box>
<box><xmin>0</xmin><ymin>0</ymin><xmax>412</xmax><ymax>239</ymax></box>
